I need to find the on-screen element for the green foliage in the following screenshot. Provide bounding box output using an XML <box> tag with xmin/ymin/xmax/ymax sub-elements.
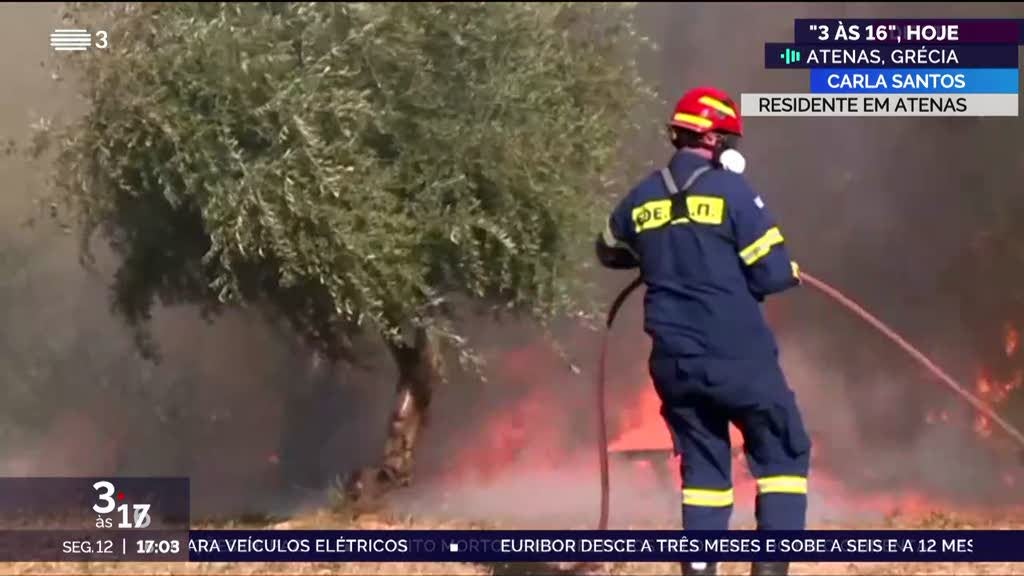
<box><xmin>48</xmin><ymin>2</ymin><xmax>651</xmax><ymax>359</ymax></box>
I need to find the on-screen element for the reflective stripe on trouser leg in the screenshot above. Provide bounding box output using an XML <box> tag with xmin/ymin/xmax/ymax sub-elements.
<box><xmin>682</xmin><ymin>487</ymin><xmax>733</xmax><ymax>531</ymax></box>
<box><xmin>755</xmin><ymin>475</ymin><xmax>808</xmax><ymax>530</ymax></box>
<box><xmin>652</xmin><ymin>355</ymin><xmax>734</xmax><ymax>532</ymax></box>
<box><xmin>758</xmin><ymin>475</ymin><xmax>807</xmax><ymax>494</ymax></box>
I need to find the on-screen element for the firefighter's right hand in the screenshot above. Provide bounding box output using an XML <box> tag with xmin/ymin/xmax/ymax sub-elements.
<box><xmin>791</xmin><ymin>261</ymin><xmax>802</xmax><ymax>285</ymax></box>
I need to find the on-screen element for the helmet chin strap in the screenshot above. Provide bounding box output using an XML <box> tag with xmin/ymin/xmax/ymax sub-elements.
<box><xmin>707</xmin><ymin>133</ymin><xmax>745</xmax><ymax>174</ymax></box>
<box><xmin>672</xmin><ymin>129</ymin><xmax>745</xmax><ymax>174</ymax></box>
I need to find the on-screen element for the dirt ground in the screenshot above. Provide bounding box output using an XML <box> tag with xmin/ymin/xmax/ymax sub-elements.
<box><xmin>1</xmin><ymin>510</ymin><xmax>1022</xmax><ymax>576</ymax></box>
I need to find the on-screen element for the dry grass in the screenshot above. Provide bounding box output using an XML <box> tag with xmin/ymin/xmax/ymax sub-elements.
<box><xmin>0</xmin><ymin>510</ymin><xmax>1021</xmax><ymax>575</ymax></box>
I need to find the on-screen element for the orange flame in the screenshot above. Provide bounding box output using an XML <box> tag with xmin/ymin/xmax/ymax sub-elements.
<box><xmin>1005</xmin><ymin>324</ymin><xmax>1019</xmax><ymax>357</ymax></box>
<box><xmin>1007</xmin><ymin>371</ymin><xmax>1022</xmax><ymax>393</ymax></box>
<box><xmin>608</xmin><ymin>384</ymin><xmax>672</xmax><ymax>452</ymax></box>
<box><xmin>600</xmin><ymin>345</ymin><xmax>1023</xmax><ymax>517</ymax></box>
<box><xmin>977</xmin><ymin>376</ymin><xmax>992</xmax><ymax>396</ymax></box>
<box><xmin>443</xmin><ymin>321</ymin><xmax>1024</xmax><ymax>521</ymax></box>
<box><xmin>974</xmin><ymin>414</ymin><xmax>993</xmax><ymax>439</ymax></box>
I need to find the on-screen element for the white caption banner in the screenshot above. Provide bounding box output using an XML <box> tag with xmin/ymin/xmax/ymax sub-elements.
<box><xmin>740</xmin><ymin>93</ymin><xmax>1018</xmax><ymax>117</ymax></box>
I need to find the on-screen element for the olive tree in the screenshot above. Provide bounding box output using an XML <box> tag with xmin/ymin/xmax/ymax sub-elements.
<box><xmin>44</xmin><ymin>1</ymin><xmax>651</xmax><ymax>497</ymax></box>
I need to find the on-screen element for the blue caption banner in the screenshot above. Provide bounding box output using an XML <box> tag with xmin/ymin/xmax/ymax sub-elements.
<box><xmin>188</xmin><ymin>530</ymin><xmax>1022</xmax><ymax>563</ymax></box>
<box><xmin>810</xmin><ymin>69</ymin><xmax>1020</xmax><ymax>94</ymax></box>
<box><xmin>765</xmin><ymin>43</ymin><xmax>1018</xmax><ymax>69</ymax></box>
<box><xmin>793</xmin><ymin>19</ymin><xmax>1022</xmax><ymax>45</ymax></box>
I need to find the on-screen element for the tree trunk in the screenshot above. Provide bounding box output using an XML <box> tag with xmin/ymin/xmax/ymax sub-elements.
<box><xmin>345</xmin><ymin>327</ymin><xmax>442</xmax><ymax>505</ymax></box>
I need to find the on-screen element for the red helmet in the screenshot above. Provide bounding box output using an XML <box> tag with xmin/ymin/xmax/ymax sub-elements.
<box><xmin>669</xmin><ymin>86</ymin><xmax>743</xmax><ymax>137</ymax></box>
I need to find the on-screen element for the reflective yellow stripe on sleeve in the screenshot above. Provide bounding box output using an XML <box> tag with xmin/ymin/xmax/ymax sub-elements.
<box><xmin>756</xmin><ymin>475</ymin><xmax>808</xmax><ymax>495</ymax></box>
<box><xmin>682</xmin><ymin>487</ymin><xmax>734</xmax><ymax>507</ymax></box>
<box><xmin>603</xmin><ymin>221</ymin><xmax>638</xmax><ymax>259</ymax></box>
<box><xmin>739</xmin><ymin>227</ymin><xmax>785</xmax><ymax>266</ymax></box>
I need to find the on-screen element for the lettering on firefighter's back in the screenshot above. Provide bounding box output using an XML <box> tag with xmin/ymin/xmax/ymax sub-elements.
<box><xmin>632</xmin><ymin>196</ymin><xmax>725</xmax><ymax>232</ymax></box>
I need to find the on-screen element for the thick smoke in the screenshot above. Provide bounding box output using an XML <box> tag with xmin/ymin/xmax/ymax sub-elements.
<box><xmin>409</xmin><ymin>1</ymin><xmax>1024</xmax><ymax>524</ymax></box>
<box><xmin>619</xmin><ymin>1</ymin><xmax>1024</xmax><ymax>506</ymax></box>
<box><xmin>1</xmin><ymin>2</ymin><xmax>1023</xmax><ymax>528</ymax></box>
<box><xmin>0</xmin><ymin>3</ymin><xmax>399</xmax><ymax>518</ymax></box>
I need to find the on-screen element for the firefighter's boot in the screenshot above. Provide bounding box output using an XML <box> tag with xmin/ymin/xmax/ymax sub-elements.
<box><xmin>751</xmin><ymin>561</ymin><xmax>789</xmax><ymax>576</ymax></box>
<box><xmin>681</xmin><ymin>561</ymin><xmax>717</xmax><ymax>575</ymax></box>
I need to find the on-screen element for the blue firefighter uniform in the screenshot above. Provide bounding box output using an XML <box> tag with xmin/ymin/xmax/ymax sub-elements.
<box><xmin>596</xmin><ymin>150</ymin><xmax>811</xmax><ymax>533</ymax></box>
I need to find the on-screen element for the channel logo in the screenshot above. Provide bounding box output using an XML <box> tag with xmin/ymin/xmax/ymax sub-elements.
<box><xmin>50</xmin><ymin>28</ymin><xmax>92</xmax><ymax>52</ymax></box>
<box><xmin>779</xmin><ymin>48</ymin><xmax>802</xmax><ymax>65</ymax></box>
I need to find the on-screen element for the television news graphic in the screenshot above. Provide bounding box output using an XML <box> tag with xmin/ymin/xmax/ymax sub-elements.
<box><xmin>764</xmin><ymin>44</ymin><xmax>1018</xmax><ymax>69</ymax></box>
<box><xmin>792</xmin><ymin>19</ymin><xmax>1021</xmax><ymax>44</ymax></box>
<box><xmin>780</xmin><ymin>47</ymin><xmax>802</xmax><ymax>65</ymax></box>
<box><xmin>746</xmin><ymin>19</ymin><xmax>1020</xmax><ymax>117</ymax></box>
<box><xmin>0</xmin><ymin>477</ymin><xmax>189</xmax><ymax>561</ymax></box>
<box><xmin>49</xmin><ymin>28</ymin><xmax>109</xmax><ymax>52</ymax></box>
<box><xmin>49</xmin><ymin>28</ymin><xmax>91</xmax><ymax>51</ymax></box>
<box><xmin>185</xmin><ymin>530</ymin><xmax>1023</xmax><ymax>563</ymax></box>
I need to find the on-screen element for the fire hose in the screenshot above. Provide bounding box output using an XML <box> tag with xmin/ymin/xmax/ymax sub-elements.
<box><xmin>595</xmin><ymin>271</ymin><xmax>1024</xmax><ymax>530</ymax></box>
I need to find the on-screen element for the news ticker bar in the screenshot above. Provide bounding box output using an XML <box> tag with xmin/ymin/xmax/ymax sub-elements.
<box><xmin>793</xmin><ymin>19</ymin><xmax>1023</xmax><ymax>44</ymax></box>
<box><xmin>808</xmin><ymin>69</ymin><xmax>1019</xmax><ymax>94</ymax></box>
<box><xmin>739</xmin><ymin>94</ymin><xmax>1018</xmax><ymax>117</ymax></box>
<box><xmin>4</xmin><ymin>530</ymin><xmax>1022</xmax><ymax>563</ymax></box>
<box><xmin>0</xmin><ymin>530</ymin><xmax>187</xmax><ymax>561</ymax></box>
<box><xmin>764</xmin><ymin>44</ymin><xmax>1018</xmax><ymax>69</ymax></box>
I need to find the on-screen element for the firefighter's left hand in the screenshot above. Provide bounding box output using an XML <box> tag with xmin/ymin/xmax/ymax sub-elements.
<box><xmin>791</xmin><ymin>261</ymin><xmax>802</xmax><ymax>284</ymax></box>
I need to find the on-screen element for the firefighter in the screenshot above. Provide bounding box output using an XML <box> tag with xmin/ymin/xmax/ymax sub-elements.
<box><xmin>595</xmin><ymin>87</ymin><xmax>810</xmax><ymax>576</ymax></box>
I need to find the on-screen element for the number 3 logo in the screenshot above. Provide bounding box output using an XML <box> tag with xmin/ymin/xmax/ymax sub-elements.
<box><xmin>95</xmin><ymin>30</ymin><xmax>108</xmax><ymax>49</ymax></box>
<box><xmin>93</xmin><ymin>480</ymin><xmax>116</xmax><ymax>514</ymax></box>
